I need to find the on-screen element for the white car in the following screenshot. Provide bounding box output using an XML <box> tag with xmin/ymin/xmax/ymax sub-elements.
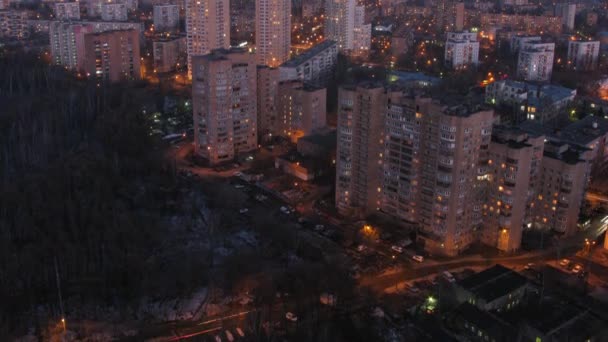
<box><xmin>356</xmin><ymin>245</ymin><xmax>367</xmax><ymax>252</ymax></box>
<box><xmin>236</xmin><ymin>327</ymin><xmax>245</xmax><ymax>337</ymax></box>
<box><xmin>315</xmin><ymin>224</ymin><xmax>325</xmax><ymax>231</ymax></box>
<box><xmin>412</xmin><ymin>255</ymin><xmax>424</xmax><ymax>263</ymax></box>
<box><xmin>285</xmin><ymin>312</ymin><xmax>298</xmax><ymax>322</ymax></box>
<box><xmin>572</xmin><ymin>264</ymin><xmax>583</xmax><ymax>274</ymax></box>
<box><xmin>443</xmin><ymin>271</ymin><xmax>456</xmax><ymax>283</ymax></box>
<box><xmin>391</xmin><ymin>245</ymin><xmax>404</xmax><ymax>253</ymax></box>
<box><xmin>239</xmin><ymin>208</ymin><xmax>249</xmax><ymax>214</ymax></box>
<box><xmin>409</xmin><ymin>286</ymin><xmax>420</xmax><ymax>294</ymax></box>
<box><xmin>234</xmin><ymin>184</ymin><xmax>245</xmax><ymax>189</ymax></box>
<box><xmin>214</xmin><ymin>336</ymin><xmax>222</xmax><ymax>342</ymax></box>
<box><xmin>559</xmin><ymin>258</ymin><xmax>570</xmax><ymax>267</ymax></box>
<box><xmin>225</xmin><ymin>330</ymin><xmax>234</xmax><ymax>342</ymax></box>
<box><xmin>280</xmin><ymin>206</ymin><xmax>291</xmax><ymax>214</ymax></box>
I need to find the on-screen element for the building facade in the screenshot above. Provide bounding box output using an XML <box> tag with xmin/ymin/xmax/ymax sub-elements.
<box><xmin>192</xmin><ymin>49</ymin><xmax>257</xmax><ymax>165</ymax></box>
<box><xmin>83</xmin><ymin>29</ymin><xmax>141</xmax><ymax>82</ymax></box>
<box><xmin>567</xmin><ymin>40</ymin><xmax>600</xmax><ymax>71</ymax></box>
<box><xmin>50</xmin><ymin>22</ymin><xmax>93</xmax><ymax>71</ymax></box>
<box><xmin>153</xmin><ymin>4</ymin><xmax>179</xmax><ymax>31</ymax></box>
<box><xmin>153</xmin><ymin>36</ymin><xmax>186</xmax><ymax>72</ymax></box>
<box><xmin>100</xmin><ymin>3</ymin><xmax>128</xmax><ymax>22</ymax></box>
<box><xmin>255</xmin><ymin>0</ymin><xmax>291</xmax><ymax>67</ymax></box>
<box><xmin>517</xmin><ymin>42</ymin><xmax>554</xmax><ymax>82</ymax></box>
<box><xmin>185</xmin><ymin>0</ymin><xmax>229</xmax><ymax>79</ymax></box>
<box><xmin>444</xmin><ymin>31</ymin><xmax>479</xmax><ymax>70</ymax></box>
<box><xmin>256</xmin><ymin>66</ymin><xmax>281</xmax><ymax>141</ymax></box>
<box><xmin>0</xmin><ymin>10</ymin><xmax>28</xmax><ymax>40</ymax></box>
<box><xmin>279</xmin><ymin>40</ymin><xmax>338</xmax><ymax>87</ymax></box>
<box><xmin>54</xmin><ymin>2</ymin><xmax>81</xmax><ymax>21</ymax></box>
<box><xmin>277</xmin><ymin>81</ymin><xmax>327</xmax><ymax>140</ymax></box>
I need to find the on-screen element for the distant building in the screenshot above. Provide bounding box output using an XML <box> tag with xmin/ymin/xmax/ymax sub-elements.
<box><xmin>0</xmin><ymin>0</ymin><xmax>9</xmax><ymax>10</ymax></box>
<box><xmin>479</xmin><ymin>13</ymin><xmax>562</xmax><ymax>35</ymax></box>
<box><xmin>277</xmin><ymin>81</ymin><xmax>327</xmax><ymax>140</ymax></box>
<box><xmin>153</xmin><ymin>5</ymin><xmax>179</xmax><ymax>31</ymax></box>
<box><xmin>444</xmin><ymin>31</ymin><xmax>479</xmax><ymax>70</ymax></box>
<box><xmin>54</xmin><ymin>2</ymin><xmax>81</xmax><ymax>21</ymax></box>
<box><xmin>185</xmin><ymin>0</ymin><xmax>230</xmax><ymax>79</ymax></box>
<box><xmin>437</xmin><ymin>0</ymin><xmax>464</xmax><ymax>32</ymax></box>
<box><xmin>50</xmin><ymin>22</ymin><xmax>93</xmax><ymax>71</ymax></box>
<box><xmin>555</xmin><ymin>3</ymin><xmax>575</xmax><ymax>31</ymax></box>
<box><xmin>391</xmin><ymin>27</ymin><xmax>414</xmax><ymax>57</ymax></box>
<box><xmin>0</xmin><ymin>10</ymin><xmax>28</xmax><ymax>40</ymax></box>
<box><xmin>567</xmin><ymin>40</ymin><xmax>600</xmax><ymax>71</ymax></box>
<box><xmin>83</xmin><ymin>29</ymin><xmax>141</xmax><ymax>82</ymax></box>
<box><xmin>153</xmin><ymin>36</ymin><xmax>186</xmax><ymax>72</ymax></box>
<box><xmin>325</xmin><ymin>0</ymin><xmax>370</xmax><ymax>55</ymax></box>
<box><xmin>100</xmin><ymin>3</ymin><xmax>128</xmax><ymax>22</ymax></box>
<box><xmin>279</xmin><ymin>40</ymin><xmax>338</xmax><ymax>87</ymax></box>
<box><xmin>255</xmin><ymin>0</ymin><xmax>291</xmax><ymax>67</ymax></box>
<box><xmin>517</xmin><ymin>42</ymin><xmax>554</xmax><ymax>82</ymax></box>
<box><xmin>192</xmin><ymin>48</ymin><xmax>257</xmax><ymax>165</ymax></box>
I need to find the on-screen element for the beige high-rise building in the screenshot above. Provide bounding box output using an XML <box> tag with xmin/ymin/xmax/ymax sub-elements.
<box><xmin>256</xmin><ymin>0</ymin><xmax>291</xmax><ymax>67</ymax></box>
<box><xmin>50</xmin><ymin>22</ymin><xmax>94</xmax><ymax>71</ymax></box>
<box><xmin>481</xmin><ymin>126</ymin><xmax>544</xmax><ymax>252</ymax></box>
<box><xmin>192</xmin><ymin>48</ymin><xmax>257</xmax><ymax>165</ymax></box>
<box><xmin>335</xmin><ymin>83</ymin><xmax>391</xmax><ymax>217</ymax></box>
<box><xmin>83</xmin><ymin>29</ymin><xmax>141</xmax><ymax>82</ymax></box>
<box><xmin>185</xmin><ymin>0</ymin><xmax>230</xmax><ymax>79</ymax></box>
<box><xmin>277</xmin><ymin>80</ymin><xmax>326</xmax><ymax>141</ymax></box>
<box><xmin>257</xmin><ymin>66</ymin><xmax>281</xmax><ymax>141</ymax></box>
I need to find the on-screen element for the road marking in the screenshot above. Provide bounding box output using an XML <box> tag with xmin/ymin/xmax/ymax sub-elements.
<box><xmin>197</xmin><ymin>310</ymin><xmax>255</xmax><ymax>326</ymax></box>
<box><xmin>166</xmin><ymin>326</ymin><xmax>222</xmax><ymax>341</ymax></box>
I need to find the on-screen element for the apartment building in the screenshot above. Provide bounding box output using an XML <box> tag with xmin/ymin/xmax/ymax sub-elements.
<box><xmin>255</xmin><ymin>0</ymin><xmax>291</xmax><ymax>67</ymax></box>
<box><xmin>279</xmin><ymin>40</ymin><xmax>338</xmax><ymax>87</ymax></box>
<box><xmin>192</xmin><ymin>48</ymin><xmax>257</xmax><ymax>165</ymax></box>
<box><xmin>83</xmin><ymin>29</ymin><xmax>141</xmax><ymax>82</ymax></box>
<box><xmin>517</xmin><ymin>42</ymin><xmax>554</xmax><ymax>82</ymax></box>
<box><xmin>437</xmin><ymin>0</ymin><xmax>465</xmax><ymax>32</ymax></box>
<box><xmin>256</xmin><ymin>66</ymin><xmax>281</xmax><ymax>141</ymax></box>
<box><xmin>153</xmin><ymin>4</ymin><xmax>179</xmax><ymax>31</ymax></box>
<box><xmin>481</xmin><ymin>126</ymin><xmax>544</xmax><ymax>252</ymax></box>
<box><xmin>325</xmin><ymin>0</ymin><xmax>370</xmax><ymax>54</ymax></box>
<box><xmin>153</xmin><ymin>36</ymin><xmax>186</xmax><ymax>72</ymax></box>
<box><xmin>510</xmin><ymin>35</ymin><xmax>540</xmax><ymax>54</ymax></box>
<box><xmin>185</xmin><ymin>0</ymin><xmax>229</xmax><ymax>79</ymax></box>
<box><xmin>54</xmin><ymin>2</ymin><xmax>80</xmax><ymax>21</ymax></box>
<box><xmin>351</xmin><ymin>5</ymin><xmax>371</xmax><ymax>58</ymax></box>
<box><xmin>277</xmin><ymin>81</ymin><xmax>327</xmax><ymax>141</ymax></box>
<box><xmin>101</xmin><ymin>3</ymin><xmax>128</xmax><ymax>22</ymax></box>
<box><xmin>555</xmin><ymin>3</ymin><xmax>575</xmax><ymax>31</ymax></box>
<box><xmin>0</xmin><ymin>10</ymin><xmax>28</xmax><ymax>40</ymax></box>
<box><xmin>567</xmin><ymin>40</ymin><xmax>600</xmax><ymax>71</ymax></box>
<box><xmin>444</xmin><ymin>31</ymin><xmax>479</xmax><ymax>70</ymax></box>
<box><xmin>50</xmin><ymin>22</ymin><xmax>93</xmax><ymax>71</ymax></box>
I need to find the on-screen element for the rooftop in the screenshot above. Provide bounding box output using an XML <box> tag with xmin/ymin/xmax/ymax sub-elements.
<box><xmin>453</xmin><ymin>303</ymin><xmax>515</xmax><ymax>338</ymax></box>
<box><xmin>458</xmin><ymin>264</ymin><xmax>528</xmax><ymax>303</ymax></box>
<box><xmin>298</xmin><ymin>129</ymin><xmax>336</xmax><ymax>150</ymax></box>
<box><xmin>281</xmin><ymin>40</ymin><xmax>337</xmax><ymax>68</ymax></box>
<box><xmin>559</xmin><ymin>115</ymin><xmax>608</xmax><ymax>146</ymax></box>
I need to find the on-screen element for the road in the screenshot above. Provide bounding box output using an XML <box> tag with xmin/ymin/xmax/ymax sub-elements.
<box><xmin>587</xmin><ymin>192</ymin><xmax>608</xmax><ymax>204</ymax></box>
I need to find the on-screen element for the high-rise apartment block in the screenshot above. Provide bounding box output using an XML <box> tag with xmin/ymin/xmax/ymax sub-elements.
<box><xmin>437</xmin><ymin>0</ymin><xmax>465</xmax><ymax>32</ymax></box>
<box><xmin>185</xmin><ymin>0</ymin><xmax>229</xmax><ymax>79</ymax></box>
<box><xmin>335</xmin><ymin>82</ymin><xmax>594</xmax><ymax>255</ymax></box>
<box><xmin>83</xmin><ymin>29</ymin><xmax>141</xmax><ymax>82</ymax></box>
<box><xmin>101</xmin><ymin>3</ymin><xmax>128</xmax><ymax>21</ymax></box>
<box><xmin>255</xmin><ymin>0</ymin><xmax>291</xmax><ymax>67</ymax></box>
<box><xmin>279</xmin><ymin>40</ymin><xmax>338</xmax><ymax>87</ymax></box>
<box><xmin>517</xmin><ymin>42</ymin><xmax>554</xmax><ymax>82</ymax></box>
<box><xmin>50</xmin><ymin>22</ymin><xmax>93</xmax><ymax>71</ymax></box>
<box><xmin>325</xmin><ymin>0</ymin><xmax>370</xmax><ymax>54</ymax></box>
<box><xmin>153</xmin><ymin>5</ymin><xmax>179</xmax><ymax>31</ymax></box>
<box><xmin>277</xmin><ymin>81</ymin><xmax>327</xmax><ymax>140</ymax></box>
<box><xmin>555</xmin><ymin>3</ymin><xmax>575</xmax><ymax>31</ymax></box>
<box><xmin>0</xmin><ymin>10</ymin><xmax>28</xmax><ymax>40</ymax></box>
<box><xmin>192</xmin><ymin>48</ymin><xmax>257</xmax><ymax>165</ymax></box>
<box><xmin>567</xmin><ymin>40</ymin><xmax>600</xmax><ymax>71</ymax></box>
<box><xmin>257</xmin><ymin>66</ymin><xmax>281</xmax><ymax>141</ymax></box>
<box><xmin>510</xmin><ymin>35</ymin><xmax>541</xmax><ymax>54</ymax></box>
<box><xmin>444</xmin><ymin>31</ymin><xmax>479</xmax><ymax>70</ymax></box>
<box><xmin>54</xmin><ymin>2</ymin><xmax>81</xmax><ymax>21</ymax></box>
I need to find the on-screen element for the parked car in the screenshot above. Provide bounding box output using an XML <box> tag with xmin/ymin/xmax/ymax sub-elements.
<box><xmin>572</xmin><ymin>264</ymin><xmax>583</xmax><ymax>274</ymax></box>
<box><xmin>357</xmin><ymin>245</ymin><xmax>367</xmax><ymax>252</ymax></box>
<box><xmin>239</xmin><ymin>208</ymin><xmax>249</xmax><ymax>214</ymax></box>
<box><xmin>559</xmin><ymin>258</ymin><xmax>570</xmax><ymax>267</ymax></box>
<box><xmin>225</xmin><ymin>330</ymin><xmax>234</xmax><ymax>342</ymax></box>
<box><xmin>391</xmin><ymin>245</ymin><xmax>404</xmax><ymax>253</ymax></box>
<box><xmin>524</xmin><ymin>263</ymin><xmax>534</xmax><ymax>270</ymax></box>
<box><xmin>443</xmin><ymin>271</ymin><xmax>456</xmax><ymax>283</ymax></box>
<box><xmin>412</xmin><ymin>255</ymin><xmax>424</xmax><ymax>263</ymax></box>
<box><xmin>315</xmin><ymin>224</ymin><xmax>325</xmax><ymax>231</ymax></box>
